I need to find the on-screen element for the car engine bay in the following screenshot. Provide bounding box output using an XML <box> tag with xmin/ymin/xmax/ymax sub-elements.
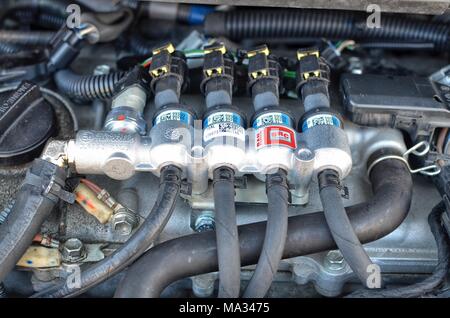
<box><xmin>0</xmin><ymin>0</ymin><xmax>450</xmax><ymax>299</ymax></box>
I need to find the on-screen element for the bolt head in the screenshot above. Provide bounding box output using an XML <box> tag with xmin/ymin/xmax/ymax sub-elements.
<box><xmin>112</xmin><ymin>211</ymin><xmax>137</xmax><ymax>236</ymax></box>
<box><xmin>324</xmin><ymin>250</ymin><xmax>345</xmax><ymax>271</ymax></box>
<box><xmin>62</xmin><ymin>238</ymin><xmax>86</xmax><ymax>263</ymax></box>
<box><xmin>194</xmin><ymin>213</ymin><xmax>215</xmax><ymax>233</ymax></box>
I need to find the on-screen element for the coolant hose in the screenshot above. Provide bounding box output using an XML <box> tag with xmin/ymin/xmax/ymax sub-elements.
<box><xmin>243</xmin><ymin>169</ymin><xmax>289</xmax><ymax>298</ymax></box>
<box><xmin>319</xmin><ymin>169</ymin><xmax>374</xmax><ymax>288</ymax></box>
<box><xmin>213</xmin><ymin>167</ymin><xmax>241</xmax><ymax>298</ymax></box>
<box><xmin>204</xmin><ymin>9</ymin><xmax>450</xmax><ymax>51</ymax></box>
<box><xmin>348</xmin><ymin>200</ymin><xmax>450</xmax><ymax>297</ymax></box>
<box><xmin>0</xmin><ymin>159</ymin><xmax>67</xmax><ymax>284</ymax></box>
<box><xmin>54</xmin><ymin>69</ymin><xmax>126</xmax><ymax>102</ymax></box>
<box><xmin>32</xmin><ymin>165</ymin><xmax>182</xmax><ymax>298</ymax></box>
<box><xmin>114</xmin><ymin>158</ymin><xmax>413</xmax><ymax>298</ymax></box>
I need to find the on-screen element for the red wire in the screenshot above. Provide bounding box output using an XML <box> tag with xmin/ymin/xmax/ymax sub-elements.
<box><xmin>80</xmin><ymin>179</ymin><xmax>102</xmax><ymax>194</ymax></box>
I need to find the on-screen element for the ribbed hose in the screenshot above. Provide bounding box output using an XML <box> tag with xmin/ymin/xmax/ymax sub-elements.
<box><xmin>114</xmin><ymin>159</ymin><xmax>413</xmax><ymax>298</ymax></box>
<box><xmin>0</xmin><ymin>30</ymin><xmax>54</xmax><ymax>45</ymax></box>
<box><xmin>54</xmin><ymin>70</ymin><xmax>126</xmax><ymax>102</ymax></box>
<box><xmin>348</xmin><ymin>200</ymin><xmax>450</xmax><ymax>298</ymax></box>
<box><xmin>319</xmin><ymin>169</ymin><xmax>374</xmax><ymax>288</ymax></box>
<box><xmin>13</xmin><ymin>11</ymin><xmax>66</xmax><ymax>30</ymax></box>
<box><xmin>213</xmin><ymin>167</ymin><xmax>240</xmax><ymax>298</ymax></box>
<box><xmin>205</xmin><ymin>10</ymin><xmax>450</xmax><ymax>51</ymax></box>
<box><xmin>243</xmin><ymin>170</ymin><xmax>289</xmax><ymax>298</ymax></box>
<box><xmin>129</xmin><ymin>33</ymin><xmax>155</xmax><ymax>55</ymax></box>
<box><xmin>0</xmin><ymin>42</ymin><xmax>21</xmax><ymax>54</ymax></box>
<box><xmin>32</xmin><ymin>165</ymin><xmax>182</xmax><ymax>298</ymax></box>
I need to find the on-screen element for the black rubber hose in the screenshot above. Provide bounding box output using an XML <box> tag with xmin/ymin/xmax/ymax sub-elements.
<box><xmin>0</xmin><ymin>42</ymin><xmax>21</xmax><ymax>54</ymax></box>
<box><xmin>204</xmin><ymin>9</ymin><xmax>450</xmax><ymax>51</ymax></box>
<box><xmin>54</xmin><ymin>69</ymin><xmax>126</xmax><ymax>102</ymax></box>
<box><xmin>0</xmin><ymin>30</ymin><xmax>54</xmax><ymax>46</ymax></box>
<box><xmin>114</xmin><ymin>158</ymin><xmax>413</xmax><ymax>298</ymax></box>
<box><xmin>32</xmin><ymin>165</ymin><xmax>182</xmax><ymax>298</ymax></box>
<box><xmin>348</xmin><ymin>200</ymin><xmax>450</xmax><ymax>298</ymax></box>
<box><xmin>129</xmin><ymin>33</ymin><xmax>155</xmax><ymax>56</ymax></box>
<box><xmin>243</xmin><ymin>169</ymin><xmax>289</xmax><ymax>298</ymax></box>
<box><xmin>0</xmin><ymin>159</ymin><xmax>67</xmax><ymax>284</ymax></box>
<box><xmin>319</xmin><ymin>169</ymin><xmax>374</xmax><ymax>288</ymax></box>
<box><xmin>213</xmin><ymin>167</ymin><xmax>240</xmax><ymax>298</ymax></box>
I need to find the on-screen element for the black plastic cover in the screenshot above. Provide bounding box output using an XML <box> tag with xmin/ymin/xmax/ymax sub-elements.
<box><xmin>0</xmin><ymin>81</ymin><xmax>55</xmax><ymax>166</ymax></box>
<box><xmin>341</xmin><ymin>74</ymin><xmax>450</xmax><ymax>139</ymax></box>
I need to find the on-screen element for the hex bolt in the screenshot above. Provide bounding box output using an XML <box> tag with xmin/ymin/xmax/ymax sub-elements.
<box><xmin>93</xmin><ymin>64</ymin><xmax>111</xmax><ymax>76</ymax></box>
<box><xmin>194</xmin><ymin>211</ymin><xmax>215</xmax><ymax>233</ymax></box>
<box><xmin>62</xmin><ymin>238</ymin><xmax>86</xmax><ymax>263</ymax></box>
<box><xmin>112</xmin><ymin>208</ymin><xmax>139</xmax><ymax>236</ymax></box>
<box><xmin>324</xmin><ymin>250</ymin><xmax>346</xmax><ymax>271</ymax></box>
<box><xmin>192</xmin><ymin>273</ymin><xmax>216</xmax><ymax>298</ymax></box>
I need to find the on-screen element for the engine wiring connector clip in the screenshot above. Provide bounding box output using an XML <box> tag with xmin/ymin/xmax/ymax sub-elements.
<box><xmin>247</xmin><ymin>44</ymin><xmax>271</xmax><ymax>80</ymax></box>
<box><xmin>149</xmin><ymin>42</ymin><xmax>176</xmax><ymax>78</ymax></box>
<box><xmin>203</xmin><ymin>43</ymin><xmax>228</xmax><ymax>78</ymax></box>
<box><xmin>296</xmin><ymin>48</ymin><xmax>322</xmax><ymax>81</ymax></box>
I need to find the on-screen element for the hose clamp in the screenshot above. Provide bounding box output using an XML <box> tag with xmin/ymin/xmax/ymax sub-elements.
<box><xmin>367</xmin><ymin>141</ymin><xmax>441</xmax><ymax>177</ymax></box>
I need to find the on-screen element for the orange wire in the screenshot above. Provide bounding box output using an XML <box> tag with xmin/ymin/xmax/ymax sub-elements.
<box><xmin>80</xmin><ymin>179</ymin><xmax>102</xmax><ymax>194</ymax></box>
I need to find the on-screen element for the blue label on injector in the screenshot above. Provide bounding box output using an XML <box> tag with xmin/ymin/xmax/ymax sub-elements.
<box><xmin>301</xmin><ymin>113</ymin><xmax>341</xmax><ymax>132</ymax></box>
<box><xmin>154</xmin><ymin>110</ymin><xmax>193</xmax><ymax>126</ymax></box>
<box><xmin>252</xmin><ymin>112</ymin><xmax>292</xmax><ymax>129</ymax></box>
<box><xmin>203</xmin><ymin>111</ymin><xmax>243</xmax><ymax>127</ymax></box>
<box><xmin>203</xmin><ymin>111</ymin><xmax>246</xmax><ymax>142</ymax></box>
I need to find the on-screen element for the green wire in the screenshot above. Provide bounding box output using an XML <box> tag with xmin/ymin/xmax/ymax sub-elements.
<box><xmin>283</xmin><ymin>70</ymin><xmax>296</xmax><ymax>79</ymax></box>
<box><xmin>141</xmin><ymin>49</ymin><xmax>205</xmax><ymax>66</ymax></box>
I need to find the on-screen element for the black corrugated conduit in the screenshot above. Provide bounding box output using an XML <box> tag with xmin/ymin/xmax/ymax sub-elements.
<box><xmin>204</xmin><ymin>9</ymin><xmax>450</xmax><ymax>51</ymax></box>
<box><xmin>54</xmin><ymin>69</ymin><xmax>126</xmax><ymax>102</ymax></box>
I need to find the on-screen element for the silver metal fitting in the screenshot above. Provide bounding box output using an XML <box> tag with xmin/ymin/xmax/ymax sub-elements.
<box><xmin>61</xmin><ymin>238</ymin><xmax>86</xmax><ymax>263</ymax></box>
<box><xmin>103</xmin><ymin>106</ymin><xmax>147</xmax><ymax>135</ymax></box>
<box><xmin>194</xmin><ymin>211</ymin><xmax>215</xmax><ymax>232</ymax></box>
<box><xmin>112</xmin><ymin>208</ymin><xmax>139</xmax><ymax>236</ymax></box>
<box><xmin>41</xmin><ymin>140</ymin><xmax>69</xmax><ymax>168</ymax></box>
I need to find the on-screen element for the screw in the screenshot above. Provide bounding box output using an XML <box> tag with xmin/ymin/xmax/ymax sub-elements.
<box><xmin>194</xmin><ymin>212</ymin><xmax>215</xmax><ymax>233</ymax></box>
<box><xmin>62</xmin><ymin>238</ymin><xmax>86</xmax><ymax>263</ymax></box>
<box><xmin>93</xmin><ymin>64</ymin><xmax>111</xmax><ymax>76</ymax></box>
<box><xmin>112</xmin><ymin>208</ymin><xmax>138</xmax><ymax>236</ymax></box>
<box><xmin>324</xmin><ymin>250</ymin><xmax>345</xmax><ymax>271</ymax></box>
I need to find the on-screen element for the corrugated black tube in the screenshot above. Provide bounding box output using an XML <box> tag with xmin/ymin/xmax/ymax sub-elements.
<box><xmin>54</xmin><ymin>69</ymin><xmax>126</xmax><ymax>102</ymax></box>
<box><xmin>205</xmin><ymin>9</ymin><xmax>450</xmax><ymax>51</ymax></box>
<box><xmin>0</xmin><ymin>30</ymin><xmax>54</xmax><ymax>46</ymax></box>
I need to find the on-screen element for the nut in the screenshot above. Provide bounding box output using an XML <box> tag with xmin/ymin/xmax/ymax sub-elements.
<box><xmin>324</xmin><ymin>250</ymin><xmax>345</xmax><ymax>271</ymax></box>
<box><xmin>112</xmin><ymin>209</ymin><xmax>138</xmax><ymax>236</ymax></box>
<box><xmin>62</xmin><ymin>238</ymin><xmax>86</xmax><ymax>263</ymax></box>
<box><xmin>194</xmin><ymin>212</ymin><xmax>215</xmax><ymax>233</ymax></box>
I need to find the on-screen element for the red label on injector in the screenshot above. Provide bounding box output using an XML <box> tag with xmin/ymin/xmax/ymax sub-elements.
<box><xmin>256</xmin><ymin>125</ymin><xmax>297</xmax><ymax>150</ymax></box>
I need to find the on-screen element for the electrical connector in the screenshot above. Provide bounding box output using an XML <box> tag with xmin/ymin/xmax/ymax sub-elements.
<box><xmin>150</xmin><ymin>42</ymin><xmax>176</xmax><ymax>78</ymax></box>
<box><xmin>297</xmin><ymin>48</ymin><xmax>321</xmax><ymax>80</ymax></box>
<box><xmin>247</xmin><ymin>45</ymin><xmax>270</xmax><ymax>79</ymax></box>
<box><xmin>203</xmin><ymin>43</ymin><xmax>227</xmax><ymax>77</ymax></box>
